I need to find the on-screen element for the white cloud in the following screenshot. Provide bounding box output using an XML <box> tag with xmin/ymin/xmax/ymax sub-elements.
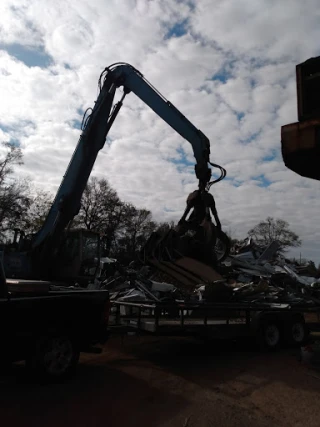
<box><xmin>0</xmin><ymin>0</ymin><xmax>320</xmax><ymax>262</ymax></box>
<box><xmin>191</xmin><ymin>0</ymin><xmax>320</xmax><ymax>61</ymax></box>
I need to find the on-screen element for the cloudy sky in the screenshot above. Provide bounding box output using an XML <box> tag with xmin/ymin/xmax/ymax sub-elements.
<box><xmin>0</xmin><ymin>0</ymin><xmax>320</xmax><ymax>261</ymax></box>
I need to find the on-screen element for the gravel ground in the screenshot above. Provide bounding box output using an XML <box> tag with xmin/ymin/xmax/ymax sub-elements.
<box><xmin>1</xmin><ymin>336</ymin><xmax>320</xmax><ymax>427</ymax></box>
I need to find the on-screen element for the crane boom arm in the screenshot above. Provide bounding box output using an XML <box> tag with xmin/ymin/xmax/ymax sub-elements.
<box><xmin>110</xmin><ymin>63</ymin><xmax>210</xmax><ymax>169</ymax></box>
<box><xmin>32</xmin><ymin>63</ymin><xmax>213</xmax><ymax>253</ymax></box>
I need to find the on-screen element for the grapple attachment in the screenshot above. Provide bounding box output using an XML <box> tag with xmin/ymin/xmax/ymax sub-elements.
<box><xmin>140</xmin><ymin>226</ymin><xmax>214</xmax><ymax>265</ymax></box>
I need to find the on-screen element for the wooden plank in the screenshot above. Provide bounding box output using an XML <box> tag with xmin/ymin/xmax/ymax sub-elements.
<box><xmin>162</xmin><ymin>261</ymin><xmax>202</xmax><ymax>283</ymax></box>
<box><xmin>174</xmin><ymin>257</ymin><xmax>223</xmax><ymax>283</ymax></box>
<box><xmin>148</xmin><ymin>259</ymin><xmax>197</xmax><ymax>289</ymax></box>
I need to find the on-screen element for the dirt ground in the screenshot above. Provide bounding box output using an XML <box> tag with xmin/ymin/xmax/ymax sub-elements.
<box><xmin>1</xmin><ymin>336</ymin><xmax>320</xmax><ymax>427</ymax></box>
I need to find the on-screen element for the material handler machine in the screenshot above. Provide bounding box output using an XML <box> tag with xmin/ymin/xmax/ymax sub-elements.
<box><xmin>2</xmin><ymin>63</ymin><xmax>228</xmax><ymax>285</ymax></box>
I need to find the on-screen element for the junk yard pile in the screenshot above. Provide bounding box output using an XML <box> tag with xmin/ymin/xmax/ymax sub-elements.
<box><xmin>2</xmin><ymin>57</ymin><xmax>320</xmax><ymax>385</ymax></box>
<box><xmin>97</xmin><ymin>237</ymin><xmax>320</xmax><ymax>308</ymax></box>
<box><xmin>96</xmin><ymin>55</ymin><xmax>320</xmax><ymax>327</ymax></box>
<box><xmin>97</xmin><ymin>232</ymin><xmax>320</xmax><ymax>352</ymax></box>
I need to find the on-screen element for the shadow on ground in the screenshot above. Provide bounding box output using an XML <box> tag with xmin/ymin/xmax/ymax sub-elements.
<box><xmin>1</xmin><ymin>336</ymin><xmax>320</xmax><ymax>427</ymax></box>
<box><xmin>107</xmin><ymin>335</ymin><xmax>320</xmax><ymax>399</ymax></box>
<box><xmin>0</xmin><ymin>361</ymin><xmax>188</xmax><ymax>427</ymax></box>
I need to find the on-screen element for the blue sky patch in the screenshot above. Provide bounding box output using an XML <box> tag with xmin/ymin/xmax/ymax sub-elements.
<box><xmin>69</xmin><ymin>119</ymin><xmax>82</xmax><ymax>131</ymax></box>
<box><xmin>227</xmin><ymin>178</ymin><xmax>243</xmax><ymax>187</ymax></box>
<box><xmin>70</xmin><ymin>108</ymin><xmax>85</xmax><ymax>130</ymax></box>
<box><xmin>263</xmin><ymin>151</ymin><xmax>277</xmax><ymax>162</ymax></box>
<box><xmin>0</xmin><ymin>124</ymin><xmax>21</xmax><ymax>147</ymax></box>
<box><xmin>0</xmin><ymin>121</ymin><xmax>34</xmax><ymax>132</ymax></box>
<box><xmin>165</xmin><ymin>19</ymin><xmax>189</xmax><ymax>39</ymax></box>
<box><xmin>240</xmin><ymin>130</ymin><xmax>262</xmax><ymax>144</ymax></box>
<box><xmin>254</xmin><ymin>174</ymin><xmax>271</xmax><ymax>187</ymax></box>
<box><xmin>0</xmin><ymin>43</ymin><xmax>53</xmax><ymax>68</ymax></box>
<box><xmin>170</xmin><ymin>146</ymin><xmax>194</xmax><ymax>169</ymax></box>
<box><xmin>211</xmin><ymin>70</ymin><xmax>230</xmax><ymax>83</ymax></box>
<box><xmin>210</xmin><ymin>57</ymin><xmax>237</xmax><ymax>84</ymax></box>
<box><xmin>0</xmin><ymin>121</ymin><xmax>36</xmax><ymax>147</ymax></box>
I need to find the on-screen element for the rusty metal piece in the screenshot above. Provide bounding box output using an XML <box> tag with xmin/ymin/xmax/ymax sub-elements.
<box><xmin>174</xmin><ymin>257</ymin><xmax>223</xmax><ymax>283</ymax></box>
<box><xmin>147</xmin><ymin>256</ymin><xmax>223</xmax><ymax>291</ymax></box>
<box><xmin>148</xmin><ymin>259</ymin><xmax>198</xmax><ymax>290</ymax></box>
<box><xmin>281</xmin><ymin>119</ymin><xmax>320</xmax><ymax>180</ymax></box>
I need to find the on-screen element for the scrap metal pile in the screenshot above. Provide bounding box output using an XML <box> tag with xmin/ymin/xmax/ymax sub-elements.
<box><xmin>98</xmin><ymin>238</ymin><xmax>320</xmax><ymax>308</ymax></box>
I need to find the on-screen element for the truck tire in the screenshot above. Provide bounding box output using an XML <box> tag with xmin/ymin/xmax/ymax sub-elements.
<box><xmin>27</xmin><ymin>334</ymin><xmax>80</xmax><ymax>382</ymax></box>
<box><xmin>258</xmin><ymin>318</ymin><xmax>281</xmax><ymax>351</ymax></box>
<box><xmin>285</xmin><ymin>314</ymin><xmax>309</xmax><ymax>346</ymax></box>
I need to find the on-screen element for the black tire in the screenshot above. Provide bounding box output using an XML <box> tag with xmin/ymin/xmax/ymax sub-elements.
<box><xmin>285</xmin><ymin>314</ymin><xmax>309</xmax><ymax>346</ymax></box>
<box><xmin>258</xmin><ymin>318</ymin><xmax>281</xmax><ymax>351</ymax></box>
<box><xmin>214</xmin><ymin>230</ymin><xmax>231</xmax><ymax>262</ymax></box>
<box><xmin>27</xmin><ymin>334</ymin><xmax>80</xmax><ymax>382</ymax></box>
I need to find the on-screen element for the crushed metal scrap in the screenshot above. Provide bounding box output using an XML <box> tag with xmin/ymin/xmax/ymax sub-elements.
<box><xmin>97</xmin><ymin>237</ymin><xmax>320</xmax><ymax>309</ymax></box>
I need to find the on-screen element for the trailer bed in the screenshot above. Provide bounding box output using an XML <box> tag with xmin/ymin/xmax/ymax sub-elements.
<box><xmin>109</xmin><ymin>300</ymin><xmax>320</xmax><ymax>339</ymax></box>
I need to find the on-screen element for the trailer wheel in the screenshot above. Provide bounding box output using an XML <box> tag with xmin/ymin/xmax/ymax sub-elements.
<box><xmin>27</xmin><ymin>334</ymin><xmax>80</xmax><ymax>382</ymax></box>
<box><xmin>258</xmin><ymin>319</ymin><xmax>281</xmax><ymax>350</ymax></box>
<box><xmin>285</xmin><ymin>315</ymin><xmax>308</xmax><ymax>346</ymax></box>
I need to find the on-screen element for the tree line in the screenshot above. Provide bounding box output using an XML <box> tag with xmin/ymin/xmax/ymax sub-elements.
<box><xmin>229</xmin><ymin>216</ymin><xmax>301</xmax><ymax>253</ymax></box>
<box><xmin>0</xmin><ymin>142</ymin><xmax>172</xmax><ymax>263</ymax></box>
<box><xmin>0</xmin><ymin>141</ymin><xmax>305</xmax><ymax>265</ymax></box>
<box><xmin>72</xmin><ymin>176</ymin><xmax>167</xmax><ymax>263</ymax></box>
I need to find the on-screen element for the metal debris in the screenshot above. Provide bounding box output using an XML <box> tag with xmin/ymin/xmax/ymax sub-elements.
<box><xmin>100</xmin><ymin>238</ymin><xmax>320</xmax><ymax>307</ymax></box>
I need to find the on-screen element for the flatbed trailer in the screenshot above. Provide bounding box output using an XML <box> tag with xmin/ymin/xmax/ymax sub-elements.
<box><xmin>109</xmin><ymin>300</ymin><xmax>320</xmax><ymax>349</ymax></box>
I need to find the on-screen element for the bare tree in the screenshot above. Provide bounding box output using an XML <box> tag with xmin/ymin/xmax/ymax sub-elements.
<box><xmin>0</xmin><ymin>142</ymin><xmax>23</xmax><ymax>185</ymax></box>
<box><xmin>113</xmin><ymin>205</ymin><xmax>157</xmax><ymax>263</ymax></box>
<box><xmin>0</xmin><ymin>142</ymin><xmax>31</xmax><ymax>241</ymax></box>
<box><xmin>77</xmin><ymin>177</ymin><xmax>130</xmax><ymax>256</ymax></box>
<box><xmin>77</xmin><ymin>177</ymin><xmax>158</xmax><ymax>261</ymax></box>
<box><xmin>23</xmin><ymin>190</ymin><xmax>53</xmax><ymax>235</ymax></box>
<box><xmin>77</xmin><ymin>177</ymin><xmax>120</xmax><ymax>231</ymax></box>
<box><xmin>102</xmin><ymin>201</ymin><xmax>130</xmax><ymax>256</ymax></box>
<box><xmin>156</xmin><ymin>221</ymin><xmax>176</xmax><ymax>236</ymax></box>
<box><xmin>248</xmin><ymin>217</ymin><xmax>301</xmax><ymax>252</ymax></box>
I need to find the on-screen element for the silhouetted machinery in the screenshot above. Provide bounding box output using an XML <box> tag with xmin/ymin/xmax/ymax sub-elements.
<box><xmin>281</xmin><ymin>56</ymin><xmax>320</xmax><ymax>180</ymax></box>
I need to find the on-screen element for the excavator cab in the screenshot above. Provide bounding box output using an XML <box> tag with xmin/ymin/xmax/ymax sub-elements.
<box><xmin>1</xmin><ymin>228</ymin><xmax>100</xmax><ymax>284</ymax></box>
<box><xmin>52</xmin><ymin>229</ymin><xmax>100</xmax><ymax>285</ymax></box>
